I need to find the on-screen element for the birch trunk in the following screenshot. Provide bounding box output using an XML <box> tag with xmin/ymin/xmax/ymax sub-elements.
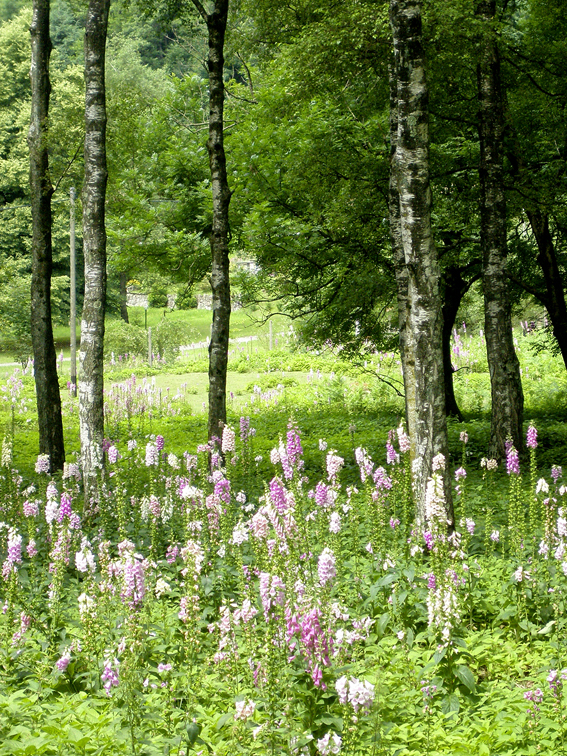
<box><xmin>28</xmin><ymin>0</ymin><xmax>65</xmax><ymax>473</ymax></box>
<box><xmin>477</xmin><ymin>0</ymin><xmax>523</xmax><ymax>458</ymax></box>
<box><xmin>80</xmin><ymin>0</ymin><xmax>110</xmax><ymax>502</ymax></box>
<box><xmin>390</xmin><ymin>0</ymin><xmax>453</xmax><ymax>524</ymax></box>
<box><xmin>389</xmin><ymin>51</ymin><xmax>417</xmax><ymax>453</ymax></box>
<box><xmin>192</xmin><ymin>0</ymin><xmax>232</xmax><ymax>444</ymax></box>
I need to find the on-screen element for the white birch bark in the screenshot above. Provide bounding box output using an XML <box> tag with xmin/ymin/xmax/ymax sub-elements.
<box><xmin>79</xmin><ymin>0</ymin><xmax>110</xmax><ymax>504</ymax></box>
<box><xmin>390</xmin><ymin>0</ymin><xmax>453</xmax><ymax>524</ymax></box>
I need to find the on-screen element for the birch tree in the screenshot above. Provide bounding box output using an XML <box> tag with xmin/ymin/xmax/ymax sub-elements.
<box><xmin>476</xmin><ymin>0</ymin><xmax>523</xmax><ymax>458</ymax></box>
<box><xmin>79</xmin><ymin>0</ymin><xmax>110</xmax><ymax>501</ymax></box>
<box><xmin>28</xmin><ymin>0</ymin><xmax>65</xmax><ymax>472</ymax></box>
<box><xmin>190</xmin><ymin>0</ymin><xmax>232</xmax><ymax>444</ymax></box>
<box><xmin>390</xmin><ymin>0</ymin><xmax>452</xmax><ymax>523</ymax></box>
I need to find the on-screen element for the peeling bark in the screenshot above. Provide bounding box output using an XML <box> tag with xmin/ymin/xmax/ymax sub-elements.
<box><xmin>390</xmin><ymin>0</ymin><xmax>453</xmax><ymax>524</ymax></box>
<box><xmin>389</xmin><ymin>50</ymin><xmax>417</xmax><ymax>452</ymax></box>
<box><xmin>191</xmin><ymin>0</ymin><xmax>232</xmax><ymax>444</ymax></box>
<box><xmin>476</xmin><ymin>0</ymin><xmax>523</xmax><ymax>458</ymax></box>
<box><xmin>80</xmin><ymin>0</ymin><xmax>110</xmax><ymax>502</ymax></box>
<box><xmin>28</xmin><ymin>0</ymin><xmax>65</xmax><ymax>472</ymax></box>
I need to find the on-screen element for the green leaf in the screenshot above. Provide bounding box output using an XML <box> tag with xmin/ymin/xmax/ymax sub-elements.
<box><xmin>440</xmin><ymin>693</ymin><xmax>460</xmax><ymax>715</ymax></box>
<box><xmin>454</xmin><ymin>665</ymin><xmax>476</xmax><ymax>693</ymax></box>
<box><xmin>215</xmin><ymin>713</ymin><xmax>233</xmax><ymax>731</ymax></box>
<box><xmin>433</xmin><ymin>646</ymin><xmax>447</xmax><ymax>664</ymax></box>
<box><xmin>403</xmin><ymin>566</ymin><xmax>415</xmax><ymax>583</ymax></box>
<box><xmin>186</xmin><ymin>722</ymin><xmax>201</xmax><ymax>744</ymax></box>
<box><xmin>538</xmin><ymin>620</ymin><xmax>556</xmax><ymax>635</ymax></box>
<box><xmin>374</xmin><ymin>573</ymin><xmax>397</xmax><ymax>589</ymax></box>
<box><xmin>377</xmin><ymin>613</ymin><xmax>390</xmax><ymax>636</ymax></box>
<box><xmin>65</xmin><ymin>726</ymin><xmax>85</xmax><ymax>744</ymax></box>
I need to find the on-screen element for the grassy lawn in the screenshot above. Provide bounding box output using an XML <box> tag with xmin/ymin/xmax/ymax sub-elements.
<box><xmin>47</xmin><ymin>307</ymin><xmax>292</xmax><ymax>350</ymax></box>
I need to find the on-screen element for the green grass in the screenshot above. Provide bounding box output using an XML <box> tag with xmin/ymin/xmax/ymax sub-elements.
<box><xmin>2</xmin><ymin>306</ymin><xmax>292</xmax><ymax>367</ymax></box>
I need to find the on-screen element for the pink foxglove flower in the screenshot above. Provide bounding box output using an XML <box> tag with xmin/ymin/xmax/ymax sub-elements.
<box><xmin>316</xmin><ymin>732</ymin><xmax>342</xmax><ymax>755</ymax></box>
<box><xmin>397</xmin><ymin>425</ymin><xmax>411</xmax><ymax>453</ymax></box>
<box><xmin>145</xmin><ymin>442</ymin><xmax>158</xmax><ymax>467</ymax></box>
<box><xmin>55</xmin><ymin>650</ymin><xmax>71</xmax><ymax>672</ymax></box>
<box><xmin>221</xmin><ymin>425</ymin><xmax>236</xmax><ymax>453</ymax></box>
<box><xmin>235</xmin><ymin>699</ymin><xmax>256</xmax><ymax>721</ymax></box>
<box><xmin>326</xmin><ymin>452</ymin><xmax>344</xmax><ymax>483</ymax></box>
<box><xmin>101</xmin><ymin>657</ymin><xmax>120</xmax><ymax>695</ymax></box>
<box><xmin>35</xmin><ymin>454</ymin><xmax>50</xmax><ymax>474</ymax></box>
<box><xmin>526</xmin><ymin>425</ymin><xmax>538</xmax><ymax>450</ymax></box>
<box><xmin>329</xmin><ymin>512</ymin><xmax>341</xmax><ymax>534</ymax></box>
<box><xmin>107</xmin><ymin>445</ymin><xmax>119</xmax><ymax>464</ymax></box>
<box><xmin>318</xmin><ymin>548</ymin><xmax>336</xmax><ymax>587</ymax></box>
<box><xmin>506</xmin><ymin>447</ymin><xmax>520</xmax><ymax>475</ymax></box>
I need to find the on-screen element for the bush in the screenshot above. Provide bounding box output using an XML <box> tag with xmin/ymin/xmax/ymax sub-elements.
<box><xmin>104</xmin><ymin>320</ymin><xmax>146</xmax><ymax>359</ymax></box>
<box><xmin>148</xmin><ymin>281</ymin><xmax>168</xmax><ymax>308</ymax></box>
<box><xmin>152</xmin><ymin>318</ymin><xmax>200</xmax><ymax>361</ymax></box>
<box><xmin>175</xmin><ymin>287</ymin><xmax>198</xmax><ymax>310</ymax></box>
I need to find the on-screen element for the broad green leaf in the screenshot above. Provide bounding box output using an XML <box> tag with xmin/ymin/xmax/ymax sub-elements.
<box><xmin>454</xmin><ymin>665</ymin><xmax>476</xmax><ymax>693</ymax></box>
<box><xmin>440</xmin><ymin>693</ymin><xmax>460</xmax><ymax>715</ymax></box>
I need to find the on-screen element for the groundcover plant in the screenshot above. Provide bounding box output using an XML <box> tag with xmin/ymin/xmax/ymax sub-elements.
<box><xmin>1</xmin><ymin>410</ymin><xmax>567</xmax><ymax>756</ymax></box>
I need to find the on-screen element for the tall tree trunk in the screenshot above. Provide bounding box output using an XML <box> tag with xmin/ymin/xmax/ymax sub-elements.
<box><xmin>191</xmin><ymin>0</ymin><xmax>231</xmax><ymax>444</ymax></box>
<box><xmin>525</xmin><ymin>210</ymin><xmax>567</xmax><ymax>371</ymax></box>
<box><xmin>390</xmin><ymin>0</ymin><xmax>453</xmax><ymax>525</ymax></box>
<box><xmin>389</xmin><ymin>46</ymin><xmax>417</xmax><ymax>456</ymax></box>
<box><xmin>477</xmin><ymin>0</ymin><xmax>523</xmax><ymax>459</ymax></box>
<box><xmin>28</xmin><ymin>0</ymin><xmax>65</xmax><ymax>473</ymax></box>
<box><xmin>440</xmin><ymin>265</ymin><xmax>479</xmax><ymax>421</ymax></box>
<box><xmin>80</xmin><ymin>0</ymin><xmax>110</xmax><ymax>503</ymax></box>
<box><xmin>119</xmin><ymin>270</ymin><xmax>129</xmax><ymax>323</ymax></box>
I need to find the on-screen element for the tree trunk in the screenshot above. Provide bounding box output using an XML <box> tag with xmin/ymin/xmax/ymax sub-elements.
<box><xmin>119</xmin><ymin>270</ymin><xmax>129</xmax><ymax>323</ymax></box>
<box><xmin>390</xmin><ymin>0</ymin><xmax>453</xmax><ymax>525</ymax></box>
<box><xmin>28</xmin><ymin>0</ymin><xmax>65</xmax><ymax>473</ymax></box>
<box><xmin>476</xmin><ymin>0</ymin><xmax>523</xmax><ymax>459</ymax></box>
<box><xmin>440</xmin><ymin>265</ymin><xmax>479</xmax><ymax>422</ymax></box>
<box><xmin>389</xmin><ymin>40</ymin><xmax>417</xmax><ymax>455</ymax></box>
<box><xmin>525</xmin><ymin>210</ymin><xmax>567</xmax><ymax>371</ymax></box>
<box><xmin>80</xmin><ymin>0</ymin><xmax>110</xmax><ymax>503</ymax></box>
<box><xmin>192</xmin><ymin>0</ymin><xmax>232</xmax><ymax>445</ymax></box>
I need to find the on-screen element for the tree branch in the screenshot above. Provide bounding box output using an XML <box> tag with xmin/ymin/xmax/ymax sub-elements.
<box><xmin>506</xmin><ymin>271</ymin><xmax>549</xmax><ymax>307</ymax></box>
<box><xmin>189</xmin><ymin>0</ymin><xmax>208</xmax><ymax>24</ymax></box>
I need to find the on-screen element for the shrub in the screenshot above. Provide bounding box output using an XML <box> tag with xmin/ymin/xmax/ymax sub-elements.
<box><xmin>152</xmin><ymin>318</ymin><xmax>200</xmax><ymax>361</ymax></box>
<box><xmin>104</xmin><ymin>320</ymin><xmax>146</xmax><ymax>359</ymax></box>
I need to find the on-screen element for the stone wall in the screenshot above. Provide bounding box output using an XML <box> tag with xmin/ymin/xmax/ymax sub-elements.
<box><xmin>126</xmin><ymin>292</ymin><xmax>149</xmax><ymax>309</ymax></box>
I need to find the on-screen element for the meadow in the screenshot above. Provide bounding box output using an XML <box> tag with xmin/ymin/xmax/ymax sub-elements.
<box><xmin>1</xmin><ymin>313</ymin><xmax>567</xmax><ymax>755</ymax></box>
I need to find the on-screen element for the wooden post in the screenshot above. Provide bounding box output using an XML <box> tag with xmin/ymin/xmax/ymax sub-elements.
<box><xmin>148</xmin><ymin>326</ymin><xmax>152</xmax><ymax>365</ymax></box>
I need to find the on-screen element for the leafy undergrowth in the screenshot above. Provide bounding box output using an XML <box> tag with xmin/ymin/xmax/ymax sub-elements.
<box><xmin>0</xmin><ymin>416</ymin><xmax>567</xmax><ymax>756</ymax></box>
<box><xmin>0</xmin><ymin>328</ymin><xmax>567</xmax><ymax>753</ymax></box>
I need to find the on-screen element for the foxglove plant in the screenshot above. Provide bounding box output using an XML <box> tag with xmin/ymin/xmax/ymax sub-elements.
<box><xmin>527</xmin><ymin>425</ymin><xmax>541</xmax><ymax>542</ymax></box>
<box><xmin>335</xmin><ymin>674</ymin><xmax>375</xmax><ymax>755</ymax></box>
<box><xmin>179</xmin><ymin>539</ymin><xmax>205</xmax><ymax>666</ymax></box>
<box><xmin>506</xmin><ymin>444</ymin><xmax>524</xmax><ymax>556</ymax></box>
<box><xmin>423</xmin><ymin>456</ymin><xmax>463</xmax><ymax>645</ymax></box>
<box><xmin>396</xmin><ymin>424</ymin><xmax>413</xmax><ymax>541</ymax></box>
